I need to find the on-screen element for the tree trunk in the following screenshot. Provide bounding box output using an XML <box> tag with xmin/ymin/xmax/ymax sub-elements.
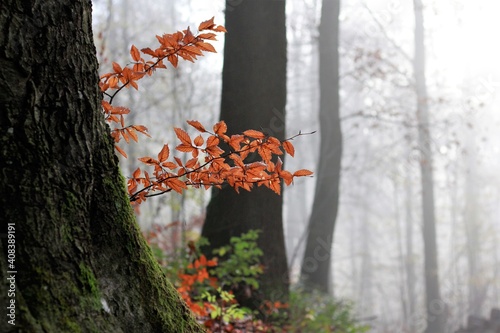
<box><xmin>463</xmin><ymin>119</ymin><xmax>485</xmax><ymax>317</ymax></box>
<box><xmin>300</xmin><ymin>0</ymin><xmax>342</xmax><ymax>293</ymax></box>
<box><xmin>413</xmin><ymin>0</ymin><xmax>446</xmax><ymax>332</ymax></box>
<box><xmin>0</xmin><ymin>1</ymin><xmax>203</xmax><ymax>332</ymax></box>
<box><xmin>405</xmin><ymin>168</ymin><xmax>417</xmax><ymax>333</ymax></box>
<box><xmin>201</xmin><ymin>0</ymin><xmax>288</xmax><ymax>306</ymax></box>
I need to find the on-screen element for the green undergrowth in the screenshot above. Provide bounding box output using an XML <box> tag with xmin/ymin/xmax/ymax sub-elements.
<box><xmin>147</xmin><ymin>228</ymin><xmax>369</xmax><ymax>332</ymax></box>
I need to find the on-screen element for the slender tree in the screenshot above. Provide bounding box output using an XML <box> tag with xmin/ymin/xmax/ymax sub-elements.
<box><xmin>0</xmin><ymin>1</ymin><xmax>203</xmax><ymax>332</ymax></box>
<box><xmin>300</xmin><ymin>0</ymin><xmax>342</xmax><ymax>293</ymax></box>
<box><xmin>463</xmin><ymin>115</ymin><xmax>485</xmax><ymax>316</ymax></box>
<box><xmin>404</xmin><ymin>164</ymin><xmax>417</xmax><ymax>332</ymax></box>
<box><xmin>413</xmin><ymin>0</ymin><xmax>446</xmax><ymax>332</ymax></box>
<box><xmin>201</xmin><ymin>0</ymin><xmax>289</xmax><ymax>305</ymax></box>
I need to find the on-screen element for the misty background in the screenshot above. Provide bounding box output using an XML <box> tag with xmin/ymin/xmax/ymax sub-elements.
<box><xmin>92</xmin><ymin>0</ymin><xmax>500</xmax><ymax>331</ymax></box>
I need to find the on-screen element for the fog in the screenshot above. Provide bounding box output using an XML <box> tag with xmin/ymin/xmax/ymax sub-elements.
<box><xmin>92</xmin><ymin>0</ymin><xmax>500</xmax><ymax>331</ymax></box>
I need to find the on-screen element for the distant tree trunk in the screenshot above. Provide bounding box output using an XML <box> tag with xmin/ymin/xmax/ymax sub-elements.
<box><xmin>300</xmin><ymin>0</ymin><xmax>342</xmax><ymax>293</ymax></box>
<box><xmin>463</xmin><ymin>119</ymin><xmax>484</xmax><ymax>317</ymax></box>
<box><xmin>413</xmin><ymin>0</ymin><xmax>446</xmax><ymax>332</ymax></box>
<box><xmin>0</xmin><ymin>1</ymin><xmax>203</xmax><ymax>332</ymax></box>
<box><xmin>358</xmin><ymin>205</ymin><xmax>373</xmax><ymax>318</ymax></box>
<box><xmin>405</xmin><ymin>168</ymin><xmax>417</xmax><ymax>333</ymax></box>
<box><xmin>201</xmin><ymin>0</ymin><xmax>288</xmax><ymax>306</ymax></box>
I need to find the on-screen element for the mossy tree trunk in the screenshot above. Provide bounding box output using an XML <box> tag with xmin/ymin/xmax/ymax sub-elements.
<box><xmin>201</xmin><ymin>0</ymin><xmax>289</xmax><ymax>307</ymax></box>
<box><xmin>0</xmin><ymin>1</ymin><xmax>203</xmax><ymax>332</ymax></box>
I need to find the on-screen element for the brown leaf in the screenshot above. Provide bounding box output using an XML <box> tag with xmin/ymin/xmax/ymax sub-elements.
<box><xmin>198</xmin><ymin>17</ymin><xmax>215</xmax><ymax>31</ymax></box>
<box><xmin>157</xmin><ymin>144</ymin><xmax>170</xmax><ymax>162</ymax></box>
<box><xmin>282</xmin><ymin>141</ymin><xmax>295</xmax><ymax>157</ymax></box>
<box><xmin>187</xmin><ymin>120</ymin><xmax>206</xmax><ymax>132</ymax></box>
<box><xmin>293</xmin><ymin>169</ymin><xmax>313</xmax><ymax>177</ymax></box>
<box><xmin>243</xmin><ymin>129</ymin><xmax>266</xmax><ymax>139</ymax></box>
<box><xmin>174</xmin><ymin>127</ymin><xmax>192</xmax><ymax>145</ymax></box>
<box><xmin>130</xmin><ymin>45</ymin><xmax>141</xmax><ymax>61</ymax></box>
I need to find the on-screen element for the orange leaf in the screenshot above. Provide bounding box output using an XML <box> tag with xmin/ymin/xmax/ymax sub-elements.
<box><xmin>130</xmin><ymin>45</ymin><xmax>141</xmax><ymax>61</ymax></box>
<box><xmin>185</xmin><ymin>158</ymin><xmax>199</xmax><ymax>169</ymax></box>
<box><xmin>128</xmin><ymin>179</ymin><xmax>137</xmax><ymax>194</ymax></box>
<box><xmin>229</xmin><ymin>154</ymin><xmax>245</xmax><ymax>168</ymax></box>
<box><xmin>115</xmin><ymin>145</ymin><xmax>127</xmax><ymax>158</ymax></box>
<box><xmin>167</xmin><ymin>178</ymin><xmax>188</xmax><ymax>194</ymax></box>
<box><xmin>161</xmin><ymin>162</ymin><xmax>177</xmax><ymax>170</ymax></box>
<box><xmin>205</xmin><ymin>145</ymin><xmax>223</xmax><ymax>157</ymax></box>
<box><xmin>176</xmin><ymin>144</ymin><xmax>195</xmax><ymax>153</ymax></box>
<box><xmin>138</xmin><ymin>157</ymin><xmax>159</xmax><ymax>165</ymax></box>
<box><xmin>108</xmin><ymin>76</ymin><xmax>119</xmax><ymax>89</ymax></box>
<box><xmin>178</xmin><ymin>51</ymin><xmax>195</xmax><ymax>63</ymax></box>
<box><xmin>157</xmin><ymin>144</ymin><xmax>170</xmax><ymax>162</ymax></box>
<box><xmin>283</xmin><ymin>141</ymin><xmax>295</xmax><ymax>157</ymax></box>
<box><xmin>243</xmin><ymin>129</ymin><xmax>266</xmax><ymax>139</ymax></box>
<box><xmin>193</xmin><ymin>135</ymin><xmax>204</xmax><ymax>147</ymax></box>
<box><xmin>187</xmin><ymin>120</ymin><xmax>206</xmax><ymax>132</ymax></box>
<box><xmin>293</xmin><ymin>169</ymin><xmax>313</xmax><ymax>177</ymax></box>
<box><xmin>206</xmin><ymin>135</ymin><xmax>219</xmax><ymax>148</ymax></box>
<box><xmin>112</xmin><ymin>61</ymin><xmax>123</xmax><ymax>74</ymax></box>
<box><xmin>214</xmin><ymin>25</ymin><xmax>227</xmax><ymax>33</ymax></box>
<box><xmin>280</xmin><ymin>171</ymin><xmax>293</xmax><ymax>186</ymax></box>
<box><xmin>133</xmin><ymin>62</ymin><xmax>144</xmax><ymax>72</ymax></box>
<box><xmin>183</xmin><ymin>45</ymin><xmax>203</xmax><ymax>56</ymax></box>
<box><xmin>258</xmin><ymin>146</ymin><xmax>272</xmax><ymax>163</ymax></box>
<box><xmin>174</xmin><ymin>127</ymin><xmax>192</xmax><ymax>145</ymax></box>
<box><xmin>168</xmin><ymin>54</ymin><xmax>178</xmax><ymax>68</ymax></box>
<box><xmin>183</xmin><ymin>28</ymin><xmax>195</xmax><ymax>44</ymax></box>
<box><xmin>132</xmin><ymin>167</ymin><xmax>141</xmax><ymax>179</ymax></box>
<box><xmin>195</xmin><ymin>41</ymin><xmax>216</xmax><ymax>53</ymax></box>
<box><xmin>206</xmin><ymin>258</ymin><xmax>218</xmax><ymax>267</ymax></box>
<box><xmin>121</xmin><ymin>129</ymin><xmax>130</xmax><ymax>144</ymax></box>
<box><xmin>126</xmin><ymin>127</ymin><xmax>138</xmax><ymax>142</ymax></box>
<box><xmin>213</xmin><ymin>121</ymin><xmax>227</xmax><ymax>136</ymax></box>
<box><xmin>110</xmin><ymin>106</ymin><xmax>130</xmax><ymax>115</ymax></box>
<box><xmin>141</xmin><ymin>47</ymin><xmax>156</xmax><ymax>57</ymax></box>
<box><xmin>268</xmin><ymin>178</ymin><xmax>281</xmax><ymax>195</ymax></box>
<box><xmin>198</xmin><ymin>17</ymin><xmax>215</xmax><ymax>31</ymax></box>
<box><xmin>229</xmin><ymin>135</ymin><xmax>245</xmax><ymax>151</ymax></box>
<box><xmin>197</xmin><ymin>33</ymin><xmax>217</xmax><ymax>40</ymax></box>
<box><xmin>132</xmin><ymin>125</ymin><xmax>151</xmax><ymax>138</ymax></box>
<box><xmin>174</xmin><ymin>157</ymin><xmax>183</xmax><ymax>167</ymax></box>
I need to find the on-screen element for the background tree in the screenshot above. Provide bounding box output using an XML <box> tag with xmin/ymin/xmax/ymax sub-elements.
<box><xmin>0</xmin><ymin>1</ymin><xmax>203</xmax><ymax>332</ymax></box>
<box><xmin>413</xmin><ymin>0</ymin><xmax>446</xmax><ymax>331</ymax></box>
<box><xmin>300</xmin><ymin>0</ymin><xmax>342</xmax><ymax>293</ymax></box>
<box><xmin>201</xmin><ymin>0</ymin><xmax>289</xmax><ymax>306</ymax></box>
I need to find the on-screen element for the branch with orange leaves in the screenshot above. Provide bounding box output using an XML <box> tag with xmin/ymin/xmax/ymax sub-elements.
<box><xmin>99</xmin><ymin>17</ymin><xmax>226</xmax><ymax>158</ymax></box>
<box><xmin>98</xmin><ymin>17</ymin><xmax>313</xmax><ymax>205</ymax></box>
<box><xmin>128</xmin><ymin>120</ymin><xmax>314</xmax><ymax>204</ymax></box>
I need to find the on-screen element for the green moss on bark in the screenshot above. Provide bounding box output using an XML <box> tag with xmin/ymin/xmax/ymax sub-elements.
<box><xmin>0</xmin><ymin>0</ymin><xmax>205</xmax><ymax>332</ymax></box>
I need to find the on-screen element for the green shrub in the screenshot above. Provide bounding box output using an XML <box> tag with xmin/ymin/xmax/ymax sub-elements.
<box><xmin>287</xmin><ymin>288</ymin><xmax>369</xmax><ymax>333</ymax></box>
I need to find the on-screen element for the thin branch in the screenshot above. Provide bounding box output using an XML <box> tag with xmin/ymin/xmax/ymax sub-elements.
<box><xmin>361</xmin><ymin>2</ymin><xmax>412</xmax><ymax>64</ymax></box>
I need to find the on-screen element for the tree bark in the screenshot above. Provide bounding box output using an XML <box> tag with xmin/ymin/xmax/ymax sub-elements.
<box><xmin>413</xmin><ymin>0</ymin><xmax>446</xmax><ymax>332</ymax></box>
<box><xmin>300</xmin><ymin>0</ymin><xmax>342</xmax><ymax>293</ymax></box>
<box><xmin>405</xmin><ymin>168</ymin><xmax>417</xmax><ymax>333</ymax></box>
<box><xmin>0</xmin><ymin>1</ymin><xmax>203</xmax><ymax>332</ymax></box>
<box><xmin>201</xmin><ymin>0</ymin><xmax>289</xmax><ymax>306</ymax></box>
<box><xmin>464</xmin><ymin>119</ymin><xmax>484</xmax><ymax>317</ymax></box>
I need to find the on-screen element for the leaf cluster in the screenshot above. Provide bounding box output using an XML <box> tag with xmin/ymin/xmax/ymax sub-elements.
<box><xmin>162</xmin><ymin>231</ymin><xmax>264</xmax><ymax>330</ymax></box>
<box><xmin>128</xmin><ymin>120</ymin><xmax>313</xmax><ymax>204</ymax></box>
<box><xmin>212</xmin><ymin>230</ymin><xmax>263</xmax><ymax>290</ymax></box>
<box><xmin>97</xmin><ymin>17</ymin><xmax>313</xmax><ymax>205</ymax></box>
<box><xmin>99</xmin><ymin>17</ymin><xmax>226</xmax><ymax>157</ymax></box>
<box><xmin>149</xmin><ymin>227</ymin><xmax>367</xmax><ymax>332</ymax></box>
